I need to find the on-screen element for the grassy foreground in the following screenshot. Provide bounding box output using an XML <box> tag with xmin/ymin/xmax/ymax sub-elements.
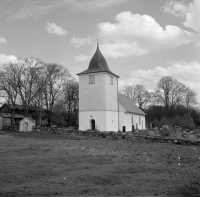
<box><xmin>1</xmin><ymin>131</ymin><xmax>200</xmax><ymax>197</ymax></box>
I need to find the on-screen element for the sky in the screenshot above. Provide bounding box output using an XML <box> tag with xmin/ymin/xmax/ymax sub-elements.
<box><xmin>0</xmin><ymin>0</ymin><xmax>200</xmax><ymax>101</ymax></box>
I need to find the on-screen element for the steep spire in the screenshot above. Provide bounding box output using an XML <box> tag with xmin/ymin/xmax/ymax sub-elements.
<box><xmin>77</xmin><ymin>43</ymin><xmax>119</xmax><ymax>77</ymax></box>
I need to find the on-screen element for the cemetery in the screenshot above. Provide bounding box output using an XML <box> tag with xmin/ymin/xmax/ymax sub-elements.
<box><xmin>29</xmin><ymin>124</ymin><xmax>200</xmax><ymax>146</ymax></box>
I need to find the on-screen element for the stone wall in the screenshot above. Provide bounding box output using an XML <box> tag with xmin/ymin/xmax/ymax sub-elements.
<box><xmin>32</xmin><ymin>127</ymin><xmax>200</xmax><ymax>146</ymax></box>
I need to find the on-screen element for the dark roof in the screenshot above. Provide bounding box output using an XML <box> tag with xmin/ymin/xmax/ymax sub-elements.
<box><xmin>9</xmin><ymin>104</ymin><xmax>36</xmax><ymax>111</ymax></box>
<box><xmin>0</xmin><ymin>104</ymin><xmax>46</xmax><ymax>111</ymax></box>
<box><xmin>0</xmin><ymin>113</ymin><xmax>24</xmax><ymax>118</ymax></box>
<box><xmin>77</xmin><ymin>44</ymin><xmax>119</xmax><ymax>77</ymax></box>
<box><xmin>118</xmin><ymin>93</ymin><xmax>146</xmax><ymax>115</ymax></box>
<box><xmin>20</xmin><ymin>117</ymin><xmax>36</xmax><ymax>123</ymax></box>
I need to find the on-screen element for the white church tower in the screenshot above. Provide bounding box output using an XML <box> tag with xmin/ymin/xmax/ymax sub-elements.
<box><xmin>77</xmin><ymin>43</ymin><xmax>119</xmax><ymax>132</ymax></box>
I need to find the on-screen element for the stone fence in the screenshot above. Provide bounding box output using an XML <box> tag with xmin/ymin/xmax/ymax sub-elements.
<box><xmin>32</xmin><ymin>127</ymin><xmax>200</xmax><ymax>146</ymax></box>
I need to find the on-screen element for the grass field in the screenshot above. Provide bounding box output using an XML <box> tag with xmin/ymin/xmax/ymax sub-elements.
<box><xmin>1</xmin><ymin>131</ymin><xmax>200</xmax><ymax>197</ymax></box>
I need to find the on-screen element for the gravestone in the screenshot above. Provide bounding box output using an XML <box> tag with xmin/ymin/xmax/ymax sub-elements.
<box><xmin>174</xmin><ymin>126</ymin><xmax>181</xmax><ymax>132</ymax></box>
<box><xmin>163</xmin><ymin>125</ymin><xmax>169</xmax><ymax>130</ymax></box>
<box><xmin>195</xmin><ymin>129</ymin><xmax>200</xmax><ymax>133</ymax></box>
<box><xmin>196</xmin><ymin>133</ymin><xmax>200</xmax><ymax>137</ymax></box>
<box><xmin>183</xmin><ymin>130</ymin><xmax>189</xmax><ymax>134</ymax></box>
<box><xmin>169</xmin><ymin>130</ymin><xmax>176</xmax><ymax>139</ymax></box>
<box><xmin>188</xmin><ymin>134</ymin><xmax>197</xmax><ymax>142</ymax></box>
<box><xmin>141</xmin><ymin>130</ymin><xmax>148</xmax><ymax>136</ymax></box>
<box><xmin>153</xmin><ymin>127</ymin><xmax>158</xmax><ymax>131</ymax></box>
<box><xmin>155</xmin><ymin>130</ymin><xmax>161</xmax><ymax>136</ymax></box>
<box><xmin>176</xmin><ymin>131</ymin><xmax>183</xmax><ymax>139</ymax></box>
<box><xmin>148</xmin><ymin>130</ymin><xmax>155</xmax><ymax>136</ymax></box>
<box><xmin>135</xmin><ymin>129</ymin><xmax>139</xmax><ymax>133</ymax></box>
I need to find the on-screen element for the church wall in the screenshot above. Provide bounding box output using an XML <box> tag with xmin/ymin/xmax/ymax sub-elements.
<box><xmin>104</xmin><ymin>74</ymin><xmax>118</xmax><ymax>111</ymax></box>
<box><xmin>79</xmin><ymin>73</ymin><xmax>118</xmax><ymax>112</ymax></box>
<box><xmin>123</xmin><ymin>113</ymin><xmax>146</xmax><ymax>131</ymax></box>
<box><xmin>79</xmin><ymin>74</ymin><xmax>106</xmax><ymax>111</ymax></box>
<box><xmin>118</xmin><ymin>103</ymin><xmax>125</xmax><ymax>132</ymax></box>
<box><xmin>124</xmin><ymin>113</ymin><xmax>133</xmax><ymax>131</ymax></box>
<box><xmin>119</xmin><ymin>111</ymin><xmax>124</xmax><ymax>132</ymax></box>
<box><xmin>79</xmin><ymin>111</ymin><xmax>119</xmax><ymax>132</ymax></box>
<box><xmin>79</xmin><ymin>111</ymin><xmax>106</xmax><ymax>131</ymax></box>
<box><xmin>105</xmin><ymin>111</ymin><xmax>118</xmax><ymax>132</ymax></box>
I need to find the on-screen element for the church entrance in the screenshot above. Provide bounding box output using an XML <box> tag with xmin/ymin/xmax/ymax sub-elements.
<box><xmin>91</xmin><ymin>119</ymin><xmax>95</xmax><ymax>130</ymax></box>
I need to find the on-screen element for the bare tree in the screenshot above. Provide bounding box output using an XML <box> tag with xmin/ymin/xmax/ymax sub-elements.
<box><xmin>122</xmin><ymin>85</ymin><xmax>137</xmax><ymax>102</ymax></box>
<box><xmin>43</xmin><ymin>63</ymin><xmax>71</xmax><ymax>126</ymax></box>
<box><xmin>0</xmin><ymin>60</ymin><xmax>19</xmax><ymax>124</ymax></box>
<box><xmin>63</xmin><ymin>79</ymin><xmax>79</xmax><ymax>127</ymax></box>
<box><xmin>155</xmin><ymin>76</ymin><xmax>187</xmax><ymax>118</ymax></box>
<box><xmin>122</xmin><ymin>84</ymin><xmax>151</xmax><ymax>109</ymax></box>
<box><xmin>31</xmin><ymin>73</ymin><xmax>48</xmax><ymax>125</ymax></box>
<box><xmin>13</xmin><ymin>58</ymin><xmax>45</xmax><ymax>117</ymax></box>
<box><xmin>184</xmin><ymin>88</ymin><xmax>197</xmax><ymax>108</ymax></box>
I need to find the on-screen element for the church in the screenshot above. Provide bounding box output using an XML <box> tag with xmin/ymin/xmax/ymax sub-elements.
<box><xmin>77</xmin><ymin>43</ymin><xmax>146</xmax><ymax>132</ymax></box>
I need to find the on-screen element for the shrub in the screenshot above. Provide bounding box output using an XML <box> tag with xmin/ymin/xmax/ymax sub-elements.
<box><xmin>181</xmin><ymin>113</ymin><xmax>195</xmax><ymax>129</ymax></box>
<box><xmin>153</xmin><ymin>119</ymin><xmax>159</xmax><ymax>127</ymax></box>
<box><xmin>169</xmin><ymin>115</ymin><xmax>182</xmax><ymax>127</ymax></box>
<box><xmin>159</xmin><ymin>130</ymin><xmax>170</xmax><ymax>137</ymax></box>
<box><xmin>159</xmin><ymin>117</ymin><xmax>169</xmax><ymax>127</ymax></box>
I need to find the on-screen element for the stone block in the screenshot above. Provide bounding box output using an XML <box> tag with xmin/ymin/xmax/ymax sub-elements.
<box><xmin>188</xmin><ymin>134</ymin><xmax>197</xmax><ymax>142</ymax></box>
<box><xmin>169</xmin><ymin>131</ymin><xmax>176</xmax><ymax>139</ymax></box>
<box><xmin>148</xmin><ymin>130</ymin><xmax>155</xmax><ymax>136</ymax></box>
<box><xmin>176</xmin><ymin>131</ymin><xmax>183</xmax><ymax>139</ymax></box>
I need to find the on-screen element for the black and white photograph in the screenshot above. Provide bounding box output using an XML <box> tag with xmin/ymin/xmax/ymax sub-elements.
<box><xmin>0</xmin><ymin>0</ymin><xmax>200</xmax><ymax>196</ymax></box>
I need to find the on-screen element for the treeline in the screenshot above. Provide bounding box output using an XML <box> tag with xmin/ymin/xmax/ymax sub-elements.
<box><xmin>121</xmin><ymin>76</ymin><xmax>200</xmax><ymax>128</ymax></box>
<box><xmin>0</xmin><ymin>57</ymin><xmax>78</xmax><ymax>127</ymax></box>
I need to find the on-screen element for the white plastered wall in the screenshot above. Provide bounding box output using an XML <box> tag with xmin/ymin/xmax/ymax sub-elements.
<box><xmin>79</xmin><ymin>72</ymin><xmax>119</xmax><ymax>132</ymax></box>
<box><xmin>124</xmin><ymin>113</ymin><xmax>146</xmax><ymax>131</ymax></box>
<box><xmin>118</xmin><ymin>103</ymin><xmax>146</xmax><ymax>131</ymax></box>
<box><xmin>105</xmin><ymin>111</ymin><xmax>118</xmax><ymax>132</ymax></box>
<box><xmin>19</xmin><ymin>118</ymin><xmax>35</xmax><ymax>132</ymax></box>
<box><xmin>118</xmin><ymin>103</ymin><xmax>125</xmax><ymax>132</ymax></box>
<box><xmin>79</xmin><ymin>111</ymin><xmax>118</xmax><ymax>132</ymax></box>
<box><xmin>79</xmin><ymin>73</ymin><xmax>118</xmax><ymax>112</ymax></box>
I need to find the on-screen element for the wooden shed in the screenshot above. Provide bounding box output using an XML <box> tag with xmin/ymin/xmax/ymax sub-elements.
<box><xmin>0</xmin><ymin>113</ymin><xmax>24</xmax><ymax>130</ymax></box>
<box><xmin>19</xmin><ymin>117</ymin><xmax>36</xmax><ymax>132</ymax></box>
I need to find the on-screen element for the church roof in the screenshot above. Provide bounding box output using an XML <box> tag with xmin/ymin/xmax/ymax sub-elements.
<box><xmin>77</xmin><ymin>44</ymin><xmax>119</xmax><ymax>77</ymax></box>
<box><xmin>118</xmin><ymin>93</ymin><xmax>146</xmax><ymax>115</ymax></box>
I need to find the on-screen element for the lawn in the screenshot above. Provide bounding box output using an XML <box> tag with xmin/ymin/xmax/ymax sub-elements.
<box><xmin>1</xmin><ymin>131</ymin><xmax>200</xmax><ymax>197</ymax></box>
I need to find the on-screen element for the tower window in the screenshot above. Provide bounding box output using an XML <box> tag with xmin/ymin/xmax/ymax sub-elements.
<box><xmin>110</xmin><ymin>76</ymin><xmax>113</xmax><ymax>85</ymax></box>
<box><xmin>139</xmin><ymin>117</ymin><xmax>141</xmax><ymax>125</ymax></box>
<box><xmin>89</xmin><ymin>75</ymin><xmax>95</xmax><ymax>84</ymax></box>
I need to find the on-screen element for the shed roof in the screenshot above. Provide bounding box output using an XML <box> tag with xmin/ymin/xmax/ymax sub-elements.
<box><xmin>0</xmin><ymin>103</ymin><xmax>47</xmax><ymax>111</ymax></box>
<box><xmin>118</xmin><ymin>93</ymin><xmax>146</xmax><ymax>115</ymax></box>
<box><xmin>0</xmin><ymin>113</ymin><xmax>24</xmax><ymax>118</ymax></box>
<box><xmin>77</xmin><ymin>44</ymin><xmax>119</xmax><ymax>77</ymax></box>
<box><xmin>20</xmin><ymin>117</ymin><xmax>36</xmax><ymax>123</ymax></box>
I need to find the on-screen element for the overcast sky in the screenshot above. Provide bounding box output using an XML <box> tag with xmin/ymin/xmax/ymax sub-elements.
<box><xmin>0</xmin><ymin>0</ymin><xmax>200</xmax><ymax>101</ymax></box>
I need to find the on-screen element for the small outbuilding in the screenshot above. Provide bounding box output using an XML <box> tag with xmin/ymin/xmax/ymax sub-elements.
<box><xmin>19</xmin><ymin>117</ymin><xmax>36</xmax><ymax>132</ymax></box>
<box><xmin>0</xmin><ymin>113</ymin><xmax>24</xmax><ymax>130</ymax></box>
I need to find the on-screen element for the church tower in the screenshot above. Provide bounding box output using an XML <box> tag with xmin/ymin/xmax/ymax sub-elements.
<box><xmin>77</xmin><ymin>44</ymin><xmax>119</xmax><ymax>132</ymax></box>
